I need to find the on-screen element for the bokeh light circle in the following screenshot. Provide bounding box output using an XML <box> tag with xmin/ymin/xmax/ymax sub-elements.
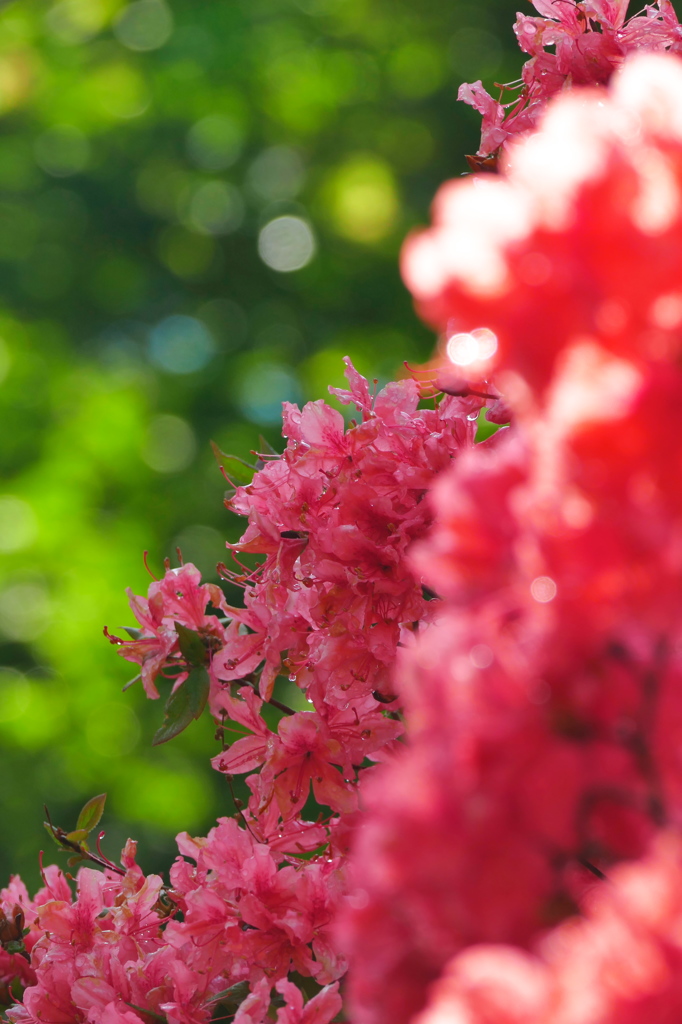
<box><xmin>258</xmin><ymin>216</ymin><xmax>316</xmax><ymax>272</ymax></box>
<box><xmin>114</xmin><ymin>0</ymin><xmax>173</xmax><ymax>52</ymax></box>
<box><xmin>148</xmin><ymin>315</ymin><xmax>215</xmax><ymax>374</ymax></box>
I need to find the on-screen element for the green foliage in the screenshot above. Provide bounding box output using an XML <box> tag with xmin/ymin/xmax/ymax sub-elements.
<box><xmin>43</xmin><ymin>792</ymin><xmax>122</xmax><ymax>871</ymax></box>
<box><xmin>207</xmin><ymin>982</ymin><xmax>251</xmax><ymax>1013</ymax></box>
<box><xmin>0</xmin><ymin>0</ymin><xmax>521</xmax><ymax>883</ymax></box>
<box><xmin>152</xmin><ymin>666</ymin><xmax>210</xmax><ymax>745</ymax></box>
<box><xmin>124</xmin><ymin>1007</ymin><xmax>166</xmax><ymax>1024</ymax></box>
<box><xmin>174</xmin><ymin>623</ymin><xmax>208</xmax><ymax>668</ymax></box>
<box><xmin>210</xmin><ymin>441</ymin><xmax>256</xmax><ymax>487</ymax></box>
<box><xmin>75</xmin><ymin>792</ymin><xmax>107</xmax><ymax>836</ymax></box>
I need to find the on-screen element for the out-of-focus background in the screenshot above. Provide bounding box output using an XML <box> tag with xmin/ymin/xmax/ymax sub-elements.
<box><xmin>0</xmin><ymin>0</ymin><xmax>520</xmax><ymax>884</ymax></box>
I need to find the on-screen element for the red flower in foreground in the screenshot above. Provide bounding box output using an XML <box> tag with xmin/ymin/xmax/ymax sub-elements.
<box><xmin>342</xmin><ymin>53</ymin><xmax>682</xmax><ymax>1024</ymax></box>
<box><xmin>405</xmin><ymin>54</ymin><xmax>682</xmax><ymax>398</ymax></box>
<box><xmin>416</xmin><ymin>832</ymin><xmax>682</xmax><ymax>1024</ymax></box>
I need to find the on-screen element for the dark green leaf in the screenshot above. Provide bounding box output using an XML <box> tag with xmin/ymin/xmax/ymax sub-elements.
<box><xmin>152</xmin><ymin>667</ymin><xmax>209</xmax><ymax>746</ymax></box>
<box><xmin>208</xmin><ymin>980</ymin><xmax>250</xmax><ymax>1007</ymax></box>
<box><xmin>286</xmin><ymin>842</ymin><xmax>329</xmax><ymax>861</ymax></box>
<box><xmin>124</xmin><ymin>627</ymin><xmax>144</xmax><ymax>640</ymax></box>
<box><xmin>76</xmin><ymin>793</ymin><xmax>107</xmax><ymax>835</ymax></box>
<box><xmin>153</xmin><ymin>687</ymin><xmax>194</xmax><ymax>746</ymax></box>
<box><xmin>174</xmin><ymin>622</ymin><xmax>206</xmax><ymax>667</ymax></box>
<box><xmin>3</xmin><ymin>939</ymin><xmax>25</xmax><ymax>956</ymax></box>
<box><xmin>124</xmin><ymin>1003</ymin><xmax>167</xmax><ymax>1022</ymax></box>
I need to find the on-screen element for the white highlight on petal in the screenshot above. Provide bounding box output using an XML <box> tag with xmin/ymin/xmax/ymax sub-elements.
<box><xmin>651</xmin><ymin>292</ymin><xmax>682</xmax><ymax>330</ymax></box>
<box><xmin>631</xmin><ymin>146</ymin><xmax>679</xmax><ymax>235</ymax></box>
<box><xmin>446</xmin><ymin>326</ymin><xmax>498</xmax><ymax>366</ymax></box>
<box><xmin>530</xmin><ymin>576</ymin><xmax>557</xmax><ymax>603</ymax></box>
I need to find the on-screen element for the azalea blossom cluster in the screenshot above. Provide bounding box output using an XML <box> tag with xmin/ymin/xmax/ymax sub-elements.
<box><xmin>114</xmin><ymin>357</ymin><xmax>485</xmax><ymax>832</ymax></box>
<box><xmin>341</xmin><ymin>49</ymin><xmax>682</xmax><ymax>1024</ymax></box>
<box><xmin>460</xmin><ymin>0</ymin><xmax>682</xmax><ymax>161</ymax></box>
<box><xmin>0</xmin><ymin>364</ymin><xmax>485</xmax><ymax>1022</ymax></box>
<box><xmin>0</xmin><ymin>837</ymin><xmax>342</xmax><ymax>1024</ymax></box>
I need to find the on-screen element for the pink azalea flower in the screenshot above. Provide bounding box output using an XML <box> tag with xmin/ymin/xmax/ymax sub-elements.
<box><xmin>108</xmin><ymin>563</ymin><xmax>226</xmax><ymax>699</ymax></box>
<box><xmin>460</xmin><ymin>0</ymin><xmax>682</xmax><ymax>158</ymax></box>
<box><xmin>274</xmin><ymin>979</ymin><xmax>341</xmax><ymax>1024</ymax></box>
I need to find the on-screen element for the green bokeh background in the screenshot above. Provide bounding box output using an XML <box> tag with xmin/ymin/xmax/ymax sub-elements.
<box><xmin>0</xmin><ymin>0</ymin><xmax>520</xmax><ymax>887</ymax></box>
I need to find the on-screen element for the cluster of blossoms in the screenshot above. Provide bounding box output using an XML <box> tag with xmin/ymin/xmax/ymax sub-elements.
<box><xmin>0</xmin><ymin>839</ymin><xmax>342</xmax><ymax>1024</ymax></box>
<box><xmin>0</xmin><ymin>364</ymin><xmax>485</xmax><ymax>1022</ymax></box>
<box><xmin>460</xmin><ymin>0</ymin><xmax>682</xmax><ymax>161</ymax></box>
<box><xmin>341</xmin><ymin>46</ymin><xmax>682</xmax><ymax>1024</ymax></box>
<box><xmin>114</xmin><ymin>358</ymin><xmax>486</xmax><ymax>839</ymax></box>
<box><xmin>7</xmin><ymin>6</ymin><xmax>682</xmax><ymax>1024</ymax></box>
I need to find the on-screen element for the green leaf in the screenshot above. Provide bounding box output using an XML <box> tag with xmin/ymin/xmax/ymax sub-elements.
<box><xmin>286</xmin><ymin>842</ymin><xmax>329</xmax><ymax>861</ymax></box>
<box><xmin>65</xmin><ymin>828</ymin><xmax>90</xmax><ymax>844</ymax></box>
<box><xmin>3</xmin><ymin>939</ymin><xmax>25</xmax><ymax>956</ymax></box>
<box><xmin>257</xmin><ymin>434</ymin><xmax>280</xmax><ymax>458</ymax></box>
<box><xmin>43</xmin><ymin>821</ymin><xmax>64</xmax><ymax>848</ymax></box>
<box><xmin>208</xmin><ymin>981</ymin><xmax>250</xmax><ymax>1007</ymax></box>
<box><xmin>210</xmin><ymin>441</ymin><xmax>256</xmax><ymax>484</ymax></box>
<box><xmin>152</xmin><ymin>667</ymin><xmax>209</xmax><ymax>746</ymax></box>
<box><xmin>174</xmin><ymin>622</ymin><xmax>206</xmax><ymax>667</ymax></box>
<box><xmin>76</xmin><ymin>793</ymin><xmax>107</xmax><ymax>835</ymax></box>
<box><xmin>124</xmin><ymin>1003</ymin><xmax>167</xmax><ymax>1022</ymax></box>
<box><xmin>124</xmin><ymin>627</ymin><xmax>144</xmax><ymax>640</ymax></box>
